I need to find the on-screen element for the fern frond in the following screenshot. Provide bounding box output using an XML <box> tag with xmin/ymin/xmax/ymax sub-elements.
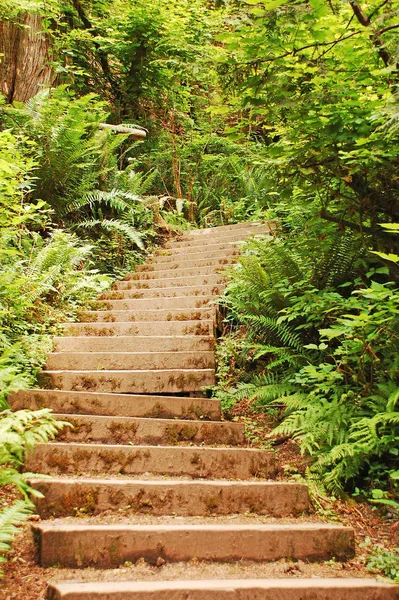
<box><xmin>0</xmin><ymin>500</ymin><xmax>33</xmax><ymax>575</ymax></box>
<box><xmin>72</xmin><ymin>219</ymin><xmax>144</xmax><ymax>248</ymax></box>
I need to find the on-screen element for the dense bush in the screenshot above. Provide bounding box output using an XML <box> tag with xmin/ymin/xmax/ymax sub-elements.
<box><xmin>215</xmin><ymin>219</ymin><xmax>399</xmax><ymax>498</ymax></box>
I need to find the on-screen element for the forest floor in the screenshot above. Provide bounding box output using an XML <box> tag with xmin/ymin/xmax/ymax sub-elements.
<box><xmin>1</xmin><ymin>404</ymin><xmax>398</xmax><ymax>600</ymax></box>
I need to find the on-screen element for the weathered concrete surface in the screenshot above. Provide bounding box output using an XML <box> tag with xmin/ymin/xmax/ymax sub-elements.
<box><xmin>46</xmin><ymin>351</ymin><xmax>215</xmax><ymax>371</ymax></box>
<box><xmin>153</xmin><ymin>247</ymin><xmax>240</xmax><ymax>263</ymax></box>
<box><xmin>125</xmin><ymin>265</ymin><xmax>228</xmax><ymax>281</ymax></box>
<box><xmin>111</xmin><ymin>273</ymin><xmax>226</xmax><ymax>289</ymax></box>
<box><xmin>164</xmin><ymin>241</ymin><xmax>243</xmax><ymax>256</ymax></box>
<box><xmin>25</xmin><ymin>443</ymin><xmax>276</xmax><ymax>478</ymax></box>
<box><xmin>46</xmin><ymin>579</ymin><xmax>399</xmax><ymax>600</ymax></box>
<box><xmin>52</xmin><ymin>414</ymin><xmax>245</xmax><ymax>446</ymax></box>
<box><xmin>17</xmin><ymin>222</ymin><xmax>368</xmax><ymax>596</ymax></box>
<box><xmin>10</xmin><ymin>389</ymin><xmax>221</xmax><ymax>419</ymax></box>
<box><xmin>187</xmin><ymin>222</ymin><xmax>268</xmax><ymax>236</ymax></box>
<box><xmin>61</xmin><ymin>320</ymin><xmax>214</xmax><ymax>338</ymax></box>
<box><xmin>136</xmin><ymin>255</ymin><xmax>237</xmax><ymax>272</ymax></box>
<box><xmin>32</xmin><ymin>479</ymin><xmax>309</xmax><ymax>518</ymax></box>
<box><xmin>104</xmin><ymin>284</ymin><xmax>224</xmax><ymax>297</ymax></box>
<box><xmin>93</xmin><ymin>296</ymin><xmax>215</xmax><ymax>309</ymax></box>
<box><xmin>38</xmin><ymin>368</ymin><xmax>215</xmax><ymax>394</ymax></box>
<box><xmin>76</xmin><ymin>308</ymin><xmax>215</xmax><ymax>323</ymax></box>
<box><xmin>165</xmin><ymin>227</ymin><xmax>271</xmax><ymax>249</ymax></box>
<box><xmin>52</xmin><ymin>335</ymin><xmax>215</xmax><ymax>353</ymax></box>
<box><xmin>35</xmin><ymin>522</ymin><xmax>354</xmax><ymax>568</ymax></box>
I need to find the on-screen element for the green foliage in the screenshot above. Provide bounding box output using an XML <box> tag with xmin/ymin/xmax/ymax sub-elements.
<box><xmin>2</xmin><ymin>87</ymin><xmax>156</xmax><ymax>272</ymax></box>
<box><xmin>0</xmin><ymin>408</ymin><xmax>65</xmax><ymax>575</ymax></box>
<box><xmin>361</xmin><ymin>540</ymin><xmax>399</xmax><ymax>583</ymax></box>
<box><xmin>0</xmin><ymin>501</ymin><xmax>32</xmax><ymax>576</ymax></box>
<box><xmin>0</xmin><ymin>227</ymin><xmax>111</xmax><ymax>405</ymax></box>
<box><xmin>217</xmin><ymin>228</ymin><xmax>399</xmax><ymax>495</ymax></box>
<box><xmin>212</xmin><ymin>0</ymin><xmax>399</xmax><ymax>253</ymax></box>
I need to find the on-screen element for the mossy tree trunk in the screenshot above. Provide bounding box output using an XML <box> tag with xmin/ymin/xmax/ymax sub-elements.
<box><xmin>0</xmin><ymin>13</ymin><xmax>56</xmax><ymax>103</ymax></box>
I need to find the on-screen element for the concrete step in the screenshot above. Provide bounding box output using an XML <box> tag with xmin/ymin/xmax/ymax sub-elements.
<box><xmin>46</xmin><ymin>579</ymin><xmax>399</xmax><ymax>600</ymax></box>
<box><xmin>101</xmin><ymin>284</ymin><xmax>224</xmax><ymax>298</ymax></box>
<box><xmin>25</xmin><ymin>443</ymin><xmax>276</xmax><ymax>478</ymax></box>
<box><xmin>136</xmin><ymin>255</ymin><xmax>237</xmax><ymax>272</ymax></box>
<box><xmin>61</xmin><ymin>320</ymin><xmax>214</xmax><ymax>338</ymax></box>
<box><xmin>166</xmin><ymin>227</ymin><xmax>271</xmax><ymax>249</ymax></box>
<box><xmin>53</xmin><ymin>414</ymin><xmax>244</xmax><ymax>446</ymax></box>
<box><xmin>32</xmin><ymin>478</ymin><xmax>309</xmax><ymax>518</ymax></box>
<box><xmin>124</xmin><ymin>265</ymin><xmax>228</xmax><ymax>281</ymax></box>
<box><xmin>76</xmin><ymin>308</ymin><xmax>214</xmax><ymax>323</ymax></box>
<box><xmin>34</xmin><ymin>521</ymin><xmax>354</xmax><ymax>568</ymax></box>
<box><xmin>187</xmin><ymin>222</ymin><xmax>268</xmax><ymax>236</ymax></box>
<box><xmin>153</xmin><ymin>247</ymin><xmax>240</xmax><ymax>263</ymax></box>
<box><xmin>46</xmin><ymin>351</ymin><xmax>215</xmax><ymax>371</ymax></box>
<box><xmin>110</xmin><ymin>273</ymin><xmax>225</xmax><ymax>290</ymax></box>
<box><xmin>52</xmin><ymin>335</ymin><xmax>215</xmax><ymax>353</ymax></box>
<box><xmin>9</xmin><ymin>389</ymin><xmax>221</xmax><ymax>420</ymax></box>
<box><xmin>92</xmin><ymin>297</ymin><xmax>215</xmax><ymax>311</ymax></box>
<box><xmin>163</xmin><ymin>241</ymin><xmax>242</xmax><ymax>256</ymax></box>
<box><xmin>38</xmin><ymin>368</ymin><xmax>215</xmax><ymax>394</ymax></box>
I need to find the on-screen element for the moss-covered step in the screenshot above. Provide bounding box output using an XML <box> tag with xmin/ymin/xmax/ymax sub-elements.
<box><xmin>25</xmin><ymin>443</ymin><xmax>276</xmax><ymax>478</ymax></box>
<box><xmin>32</xmin><ymin>478</ymin><xmax>309</xmax><ymax>518</ymax></box>
<box><xmin>9</xmin><ymin>389</ymin><xmax>221</xmax><ymax>420</ymax></box>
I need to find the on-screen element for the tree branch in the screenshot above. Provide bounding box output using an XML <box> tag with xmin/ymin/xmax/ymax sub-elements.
<box><xmin>99</xmin><ymin>123</ymin><xmax>147</xmax><ymax>139</ymax></box>
<box><xmin>348</xmin><ymin>0</ymin><xmax>391</xmax><ymax>66</ymax></box>
<box><xmin>368</xmin><ymin>0</ymin><xmax>390</xmax><ymax>21</ymax></box>
<box><xmin>349</xmin><ymin>0</ymin><xmax>370</xmax><ymax>26</ymax></box>
<box><xmin>71</xmin><ymin>0</ymin><xmax>120</xmax><ymax>99</ymax></box>
<box><xmin>377</xmin><ymin>23</ymin><xmax>399</xmax><ymax>35</ymax></box>
<box><xmin>320</xmin><ymin>207</ymin><xmax>373</xmax><ymax>233</ymax></box>
<box><xmin>251</xmin><ymin>31</ymin><xmax>361</xmax><ymax>64</ymax></box>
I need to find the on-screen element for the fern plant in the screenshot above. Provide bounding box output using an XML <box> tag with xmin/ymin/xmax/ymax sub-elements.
<box><xmin>0</xmin><ymin>501</ymin><xmax>32</xmax><ymax>576</ymax></box>
<box><xmin>3</xmin><ymin>87</ymin><xmax>156</xmax><ymax>272</ymax></box>
<box><xmin>0</xmin><ymin>409</ymin><xmax>66</xmax><ymax>575</ymax></box>
<box><xmin>216</xmin><ymin>227</ymin><xmax>399</xmax><ymax>495</ymax></box>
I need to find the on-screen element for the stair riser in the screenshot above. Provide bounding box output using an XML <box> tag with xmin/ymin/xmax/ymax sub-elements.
<box><xmin>166</xmin><ymin>228</ymin><xmax>271</xmax><ymax>249</ymax></box>
<box><xmin>182</xmin><ymin>225</ymin><xmax>271</xmax><ymax>240</ymax></box>
<box><xmin>111</xmin><ymin>274</ymin><xmax>225</xmax><ymax>289</ymax></box>
<box><xmin>54</xmin><ymin>414</ymin><xmax>244</xmax><ymax>446</ymax></box>
<box><xmin>101</xmin><ymin>285</ymin><xmax>224</xmax><ymax>298</ymax></box>
<box><xmin>38</xmin><ymin>369</ymin><xmax>215</xmax><ymax>394</ymax></box>
<box><xmin>53</xmin><ymin>336</ymin><xmax>214</xmax><ymax>353</ymax></box>
<box><xmin>124</xmin><ymin>266</ymin><xmax>227</xmax><ymax>281</ymax></box>
<box><xmin>35</xmin><ymin>524</ymin><xmax>354</xmax><ymax>568</ymax></box>
<box><xmin>46</xmin><ymin>352</ymin><xmax>215</xmax><ymax>371</ymax></box>
<box><xmin>61</xmin><ymin>321</ymin><xmax>214</xmax><ymax>337</ymax></box>
<box><xmin>108</xmin><ymin>281</ymin><xmax>224</xmax><ymax>299</ymax></box>
<box><xmin>10</xmin><ymin>390</ymin><xmax>221</xmax><ymax>420</ymax></box>
<box><xmin>94</xmin><ymin>296</ymin><xmax>215</xmax><ymax>310</ymax></box>
<box><xmin>163</xmin><ymin>242</ymin><xmax>241</xmax><ymax>256</ymax></box>
<box><xmin>136</xmin><ymin>256</ymin><xmax>237</xmax><ymax>272</ymax></box>
<box><xmin>46</xmin><ymin>580</ymin><xmax>399</xmax><ymax>600</ymax></box>
<box><xmin>76</xmin><ymin>308</ymin><xmax>214</xmax><ymax>323</ymax></box>
<box><xmin>154</xmin><ymin>248</ymin><xmax>240</xmax><ymax>262</ymax></box>
<box><xmin>32</xmin><ymin>480</ymin><xmax>308</xmax><ymax>519</ymax></box>
<box><xmin>187</xmin><ymin>222</ymin><xmax>269</xmax><ymax>236</ymax></box>
<box><xmin>25</xmin><ymin>443</ymin><xmax>276</xmax><ymax>479</ymax></box>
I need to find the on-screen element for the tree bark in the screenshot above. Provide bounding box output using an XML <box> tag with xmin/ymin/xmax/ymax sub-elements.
<box><xmin>0</xmin><ymin>13</ymin><xmax>56</xmax><ymax>103</ymax></box>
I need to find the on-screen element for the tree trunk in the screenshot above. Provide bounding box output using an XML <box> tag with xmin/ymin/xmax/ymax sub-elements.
<box><xmin>0</xmin><ymin>13</ymin><xmax>56</xmax><ymax>103</ymax></box>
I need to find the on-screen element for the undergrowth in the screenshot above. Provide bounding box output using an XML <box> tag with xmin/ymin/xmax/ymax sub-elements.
<box><xmin>214</xmin><ymin>218</ymin><xmax>399</xmax><ymax>503</ymax></box>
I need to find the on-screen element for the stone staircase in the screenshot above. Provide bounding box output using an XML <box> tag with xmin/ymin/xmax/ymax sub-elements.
<box><xmin>9</xmin><ymin>223</ymin><xmax>399</xmax><ymax>599</ymax></box>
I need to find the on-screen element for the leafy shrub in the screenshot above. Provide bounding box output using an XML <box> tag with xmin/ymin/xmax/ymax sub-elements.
<box><xmin>217</xmin><ymin>226</ymin><xmax>399</xmax><ymax>496</ymax></box>
<box><xmin>2</xmin><ymin>87</ymin><xmax>156</xmax><ymax>273</ymax></box>
<box><xmin>0</xmin><ymin>409</ymin><xmax>65</xmax><ymax>575</ymax></box>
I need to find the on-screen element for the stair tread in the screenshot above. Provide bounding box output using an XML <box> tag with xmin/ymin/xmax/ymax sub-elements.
<box><xmin>47</xmin><ymin>578</ymin><xmax>399</xmax><ymax>591</ymax></box>
<box><xmin>18</xmin><ymin>223</ymin><xmax>369</xmax><ymax>587</ymax></box>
